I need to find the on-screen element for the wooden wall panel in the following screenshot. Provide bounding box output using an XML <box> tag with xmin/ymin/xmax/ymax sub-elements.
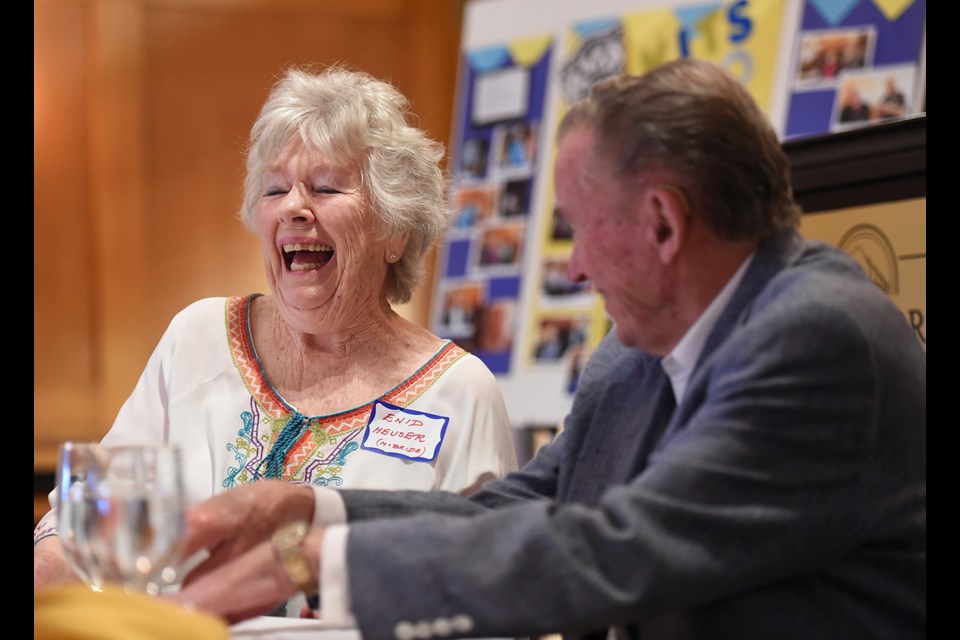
<box><xmin>34</xmin><ymin>0</ymin><xmax>98</xmax><ymax>467</ymax></box>
<box><xmin>87</xmin><ymin>0</ymin><xmax>151</xmax><ymax>439</ymax></box>
<box><xmin>34</xmin><ymin>0</ymin><xmax>465</xmax><ymax>472</ymax></box>
<box><xmin>139</xmin><ymin>6</ymin><xmax>409</xmax><ymax>345</ymax></box>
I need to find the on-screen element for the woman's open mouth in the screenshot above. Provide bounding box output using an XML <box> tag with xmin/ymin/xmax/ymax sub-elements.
<box><xmin>282</xmin><ymin>243</ymin><xmax>334</xmax><ymax>271</ymax></box>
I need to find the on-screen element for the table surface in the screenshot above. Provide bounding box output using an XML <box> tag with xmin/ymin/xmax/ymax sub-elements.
<box><xmin>229</xmin><ymin>616</ymin><xmax>360</xmax><ymax>640</ymax></box>
<box><xmin>228</xmin><ymin>616</ymin><xmax>520</xmax><ymax>640</ymax></box>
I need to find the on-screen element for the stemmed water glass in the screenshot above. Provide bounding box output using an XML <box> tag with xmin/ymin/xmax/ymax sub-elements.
<box><xmin>87</xmin><ymin>444</ymin><xmax>188</xmax><ymax>595</ymax></box>
<box><xmin>55</xmin><ymin>441</ymin><xmax>110</xmax><ymax>591</ymax></box>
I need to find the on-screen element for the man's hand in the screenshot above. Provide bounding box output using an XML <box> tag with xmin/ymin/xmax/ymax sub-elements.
<box><xmin>181</xmin><ymin>480</ymin><xmax>315</xmax><ymax>584</ymax></box>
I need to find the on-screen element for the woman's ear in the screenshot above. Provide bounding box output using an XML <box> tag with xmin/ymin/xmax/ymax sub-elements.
<box><xmin>385</xmin><ymin>232</ymin><xmax>410</xmax><ymax>263</ymax></box>
<box><xmin>645</xmin><ymin>186</ymin><xmax>689</xmax><ymax>264</ymax></box>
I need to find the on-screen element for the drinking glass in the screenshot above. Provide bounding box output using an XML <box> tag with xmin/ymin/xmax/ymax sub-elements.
<box><xmin>55</xmin><ymin>441</ymin><xmax>110</xmax><ymax>591</ymax></box>
<box><xmin>87</xmin><ymin>444</ymin><xmax>188</xmax><ymax>595</ymax></box>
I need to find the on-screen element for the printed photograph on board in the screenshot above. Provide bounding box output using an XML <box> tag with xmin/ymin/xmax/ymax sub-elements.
<box><xmin>500</xmin><ymin>178</ymin><xmax>533</xmax><ymax>218</ymax></box>
<box><xmin>437</xmin><ymin>280</ymin><xmax>486</xmax><ymax>340</ymax></box>
<box><xmin>531</xmin><ymin>316</ymin><xmax>590</xmax><ymax>363</ymax></box>
<box><xmin>476</xmin><ymin>221</ymin><xmax>525</xmax><ymax>269</ymax></box>
<box><xmin>793</xmin><ymin>26</ymin><xmax>876</xmax><ymax>87</ymax></box>
<box><xmin>452</xmin><ymin>184</ymin><xmax>500</xmax><ymax>230</ymax></box>
<box><xmin>472</xmin><ymin>299</ymin><xmax>516</xmax><ymax>353</ymax></box>
<box><xmin>548</xmin><ymin>206</ymin><xmax>574</xmax><ymax>242</ymax></box>
<box><xmin>540</xmin><ymin>257</ymin><xmax>593</xmax><ymax>304</ymax></box>
<box><xmin>491</xmin><ymin>120</ymin><xmax>539</xmax><ymax>179</ymax></box>
<box><xmin>460</xmin><ymin>136</ymin><xmax>491</xmax><ymax>179</ymax></box>
<box><xmin>831</xmin><ymin>64</ymin><xmax>917</xmax><ymax>132</ymax></box>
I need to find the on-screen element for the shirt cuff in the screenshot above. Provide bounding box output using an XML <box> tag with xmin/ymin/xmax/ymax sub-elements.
<box><xmin>309</xmin><ymin>486</ymin><xmax>348</xmax><ymax>527</ymax></box>
<box><xmin>319</xmin><ymin>524</ymin><xmax>356</xmax><ymax>628</ymax></box>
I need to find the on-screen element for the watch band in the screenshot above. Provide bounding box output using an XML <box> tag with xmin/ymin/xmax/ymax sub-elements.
<box><xmin>271</xmin><ymin>520</ymin><xmax>319</xmax><ymax>596</ymax></box>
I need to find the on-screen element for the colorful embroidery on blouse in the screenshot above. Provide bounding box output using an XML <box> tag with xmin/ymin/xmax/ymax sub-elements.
<box><xmin>222</xmin><ymin>295</ymin><xmax>466</xmax><ymax>488</ymax></box>
<box><xmin>33</xmin><ymin>519</ymin><xmax>57</xmax><ymax>544</ymax></box>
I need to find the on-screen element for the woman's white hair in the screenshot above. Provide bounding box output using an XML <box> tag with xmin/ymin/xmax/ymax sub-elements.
<box><xmin>240</xmin><ymin>64</ymin><xmax>451</xmax><ymax>304</ymax></box>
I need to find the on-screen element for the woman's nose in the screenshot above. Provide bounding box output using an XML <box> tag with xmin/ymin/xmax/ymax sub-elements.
<box><xmin>279</xmin><ymin>183</ymin><xmax>316</xmax><ymax>224</ymax></box>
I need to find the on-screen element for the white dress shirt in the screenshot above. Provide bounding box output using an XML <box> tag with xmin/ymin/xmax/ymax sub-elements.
<box><xmin>661</xmin><ymin>252</ymin><xmax>754</xmax><ymax>404</ymax></box>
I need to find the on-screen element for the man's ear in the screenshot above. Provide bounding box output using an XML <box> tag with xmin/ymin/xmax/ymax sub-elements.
<box><xmin>645</xmin><ymin>186</ymin><xmax>688</xmax><ymax>264</ymax></box>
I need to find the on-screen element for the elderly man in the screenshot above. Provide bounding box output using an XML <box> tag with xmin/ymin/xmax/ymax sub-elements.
<box><xmin>173</xmin><ymin>58</ymin><xmax>926</xmax><ymax>640</ymax></box>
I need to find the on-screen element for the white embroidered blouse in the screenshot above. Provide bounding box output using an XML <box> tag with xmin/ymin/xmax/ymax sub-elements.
<box><xmin>35</xmin><ymin>295</ymin><xmax>518</xmax><ymax>543</ymax></box>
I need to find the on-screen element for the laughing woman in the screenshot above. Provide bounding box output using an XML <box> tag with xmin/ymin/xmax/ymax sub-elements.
<box><xmin>35</xmin><ymin>65</ymin><xmax>518</xmax><ymax>593</ymax></box>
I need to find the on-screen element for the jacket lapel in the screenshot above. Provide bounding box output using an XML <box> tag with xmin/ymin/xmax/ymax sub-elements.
<box><xmin>658</xmin><ymin>230</ymin><xmax>806</xmax><ymax>445</ymax></box>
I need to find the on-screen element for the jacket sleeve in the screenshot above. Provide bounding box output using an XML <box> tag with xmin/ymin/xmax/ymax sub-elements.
<box><xmin>341</xmin><ymin>301</ymin><xmax>906</xmax><ymax>640</ymax></box>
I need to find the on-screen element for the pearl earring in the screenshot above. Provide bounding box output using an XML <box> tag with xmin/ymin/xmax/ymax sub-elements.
<box><xmin>389</xmin><ymin>253</ymin><xmax>398</xmax><ymax>262</ymax></box>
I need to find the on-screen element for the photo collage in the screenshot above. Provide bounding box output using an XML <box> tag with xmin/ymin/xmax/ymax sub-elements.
<box><xmin>783</xmin><ymin>0</ymin><xmax>925</xmax><ymax>139</ymax></box>
<box><xmin>433</xmin><ymin>38</ymin><xmax>553</xmax><ymax>375</ymax></box>
<box><xmin>435</xmin><ymin>0</ymin><xmax>925</xmax><ymax>423</ymax></box>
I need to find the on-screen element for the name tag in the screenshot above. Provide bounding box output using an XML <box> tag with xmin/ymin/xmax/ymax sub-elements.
<box><xmin>361</xmin><ymin>400</ymin><xmax>449</xmax><ymax>462</ymax></box>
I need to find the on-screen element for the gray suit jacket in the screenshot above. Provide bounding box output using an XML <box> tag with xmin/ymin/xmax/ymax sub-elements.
<box><xmin>338</xmin><ymin>231</ymin><xmax>926</xmax><ymax>640</ymax></box>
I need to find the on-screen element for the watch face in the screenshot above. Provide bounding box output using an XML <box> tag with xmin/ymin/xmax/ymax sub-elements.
<box><xmin>275</xmin><ymin>521</ymin><xmax>307</xmax><ymax>552</ymax></box>
<box><xmin>273</xmin><ymin>521</ymin><xmax>317</xmax><ymax>595</ymax></box>
<box><xmin>280</xmin><ymin>521</ymin><xmax>307</xmax><ymax>544</ymax></box>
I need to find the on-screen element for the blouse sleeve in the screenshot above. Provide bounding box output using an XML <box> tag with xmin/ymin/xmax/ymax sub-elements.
<box><xmin>427</xmin><ymin>352</ymin><xmax>518</xmax><ymax>495</ymax></box>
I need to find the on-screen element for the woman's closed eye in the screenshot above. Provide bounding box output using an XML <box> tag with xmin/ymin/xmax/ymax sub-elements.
<box><xmin>262</xmin><ymin>185</ymin><xmax>341</xmax><ymax>197</ymax></box>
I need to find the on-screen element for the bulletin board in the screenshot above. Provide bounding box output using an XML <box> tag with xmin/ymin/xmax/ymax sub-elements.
<box><xmin>430</xmin><ymin>0</ymin><xmax>926</xmax><ymax>428</ymax></box>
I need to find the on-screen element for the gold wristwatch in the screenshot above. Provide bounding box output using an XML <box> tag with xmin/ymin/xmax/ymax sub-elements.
<box><xmin>271</xmin><ymin>520</ymin><xmax>319</xmax><ymax>596</ymax></box>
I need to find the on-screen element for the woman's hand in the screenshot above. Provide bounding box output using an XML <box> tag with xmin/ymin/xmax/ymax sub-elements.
<box><xmin>34</xmin><ymin>536</ymin><xmax>82</xmax><ymax>589</ymax></box>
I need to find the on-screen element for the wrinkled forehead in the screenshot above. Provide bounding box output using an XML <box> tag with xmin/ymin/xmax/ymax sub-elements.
<box><xmin>258</xmin><ymin>122</ymin><xmax>363</xmax><ymax>172</ymax></box>
<box><xmin>261</xmin><ymin>135</ymin><xmax>362</xmax><ymax>181</ymax></box>
<box><xmin>556</xmin><ymin>125</ymin><xmax>609</xmax><ymax>185</ymax></box>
